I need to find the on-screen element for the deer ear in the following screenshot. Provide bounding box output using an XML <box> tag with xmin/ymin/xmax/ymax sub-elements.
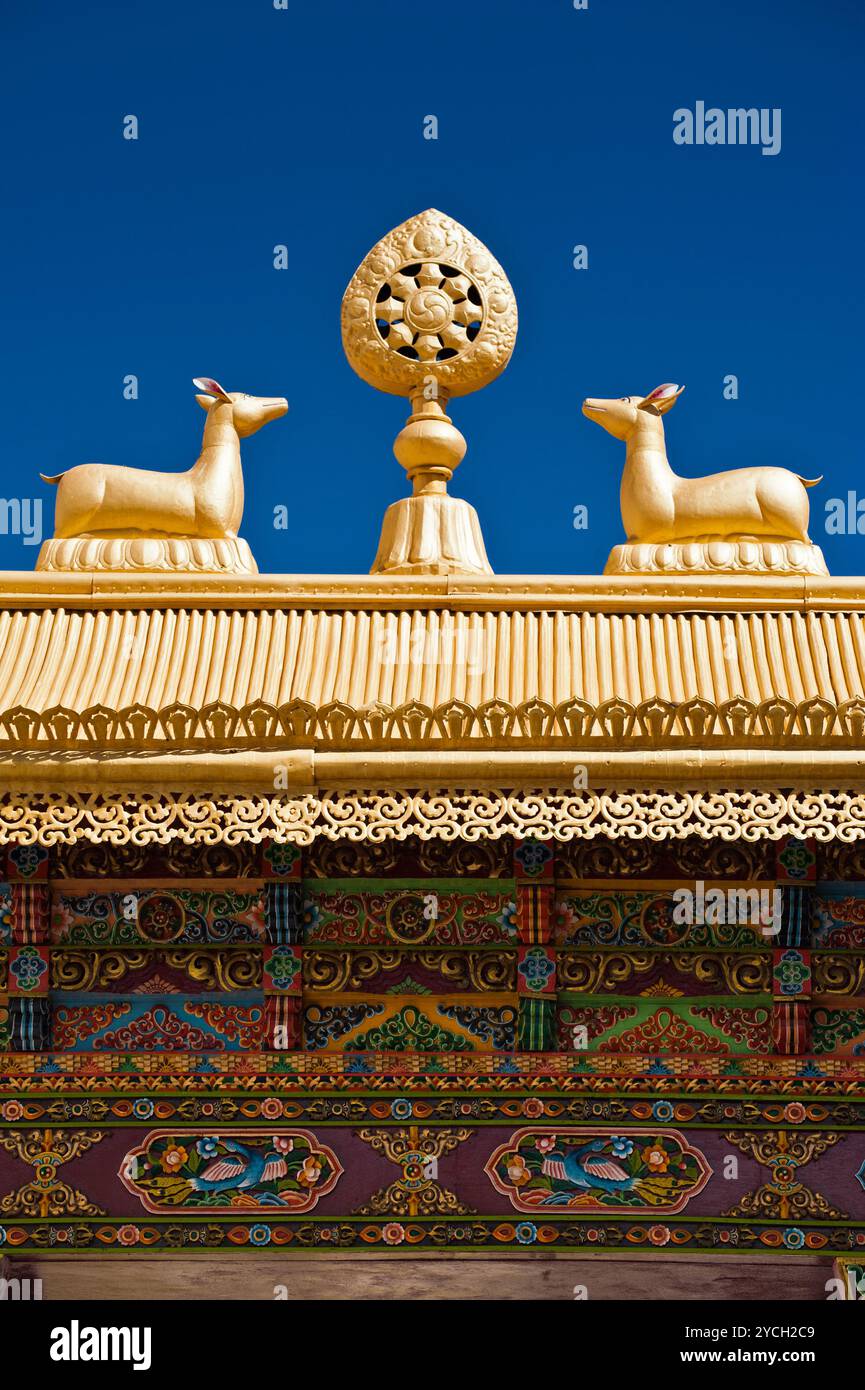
<box><xmin>639</xmin><ymin>384</ymin><xmax>685</xmax><ymax>414</ymax></box>
<box><xmin>192</xmin><ymin>377</ymin><xmax>231</xmax><ymax>402</ymax></box>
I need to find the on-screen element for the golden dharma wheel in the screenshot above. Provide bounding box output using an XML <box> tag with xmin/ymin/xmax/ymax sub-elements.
<box><xmin>341</xmin><ymin>208</ymin><xmax>518</xmax><ymax>398</ymax></box>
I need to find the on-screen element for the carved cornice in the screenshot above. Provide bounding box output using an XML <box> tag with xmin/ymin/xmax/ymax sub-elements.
<box><xmin>1</xmin><ymin>788</ymin><xmax>864</xmax><ymax>846</ymax></box>
<box><xmin>2</xmin><ymin>694</ymin><xmax>865</xmax><ymax>751</ymax></box>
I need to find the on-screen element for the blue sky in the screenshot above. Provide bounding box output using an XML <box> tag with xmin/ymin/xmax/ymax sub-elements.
<box><xmin>2</xmin><ymin>0</ymin><xmax>863</xmax><ymax>575</ymax></box>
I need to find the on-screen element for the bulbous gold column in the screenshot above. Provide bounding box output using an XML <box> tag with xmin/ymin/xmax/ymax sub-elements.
<box><xmin>371</xmin><ymin>391</ymin><xmax>492</xmax><ymax>575</ymax></box>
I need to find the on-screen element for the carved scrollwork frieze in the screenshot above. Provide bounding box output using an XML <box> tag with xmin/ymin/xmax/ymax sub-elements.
<box><xmin>1</xmin><ymin>788</ymin><xmax>865</xmax><ymax>846</ymax></box>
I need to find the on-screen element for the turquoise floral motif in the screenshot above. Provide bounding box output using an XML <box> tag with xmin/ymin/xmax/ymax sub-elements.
<box><xmin>782</xmin><ymin>1227</ymin><xmax>806</xmax><ymax>1249</ymax></box>
<box><xmin>7</xmin><ymin>845</ymin><xmax>48</xmax><ymax>879</ymax></box>
<box><xmin>10</xmin><ymin>946</ymin><xmax>48</xmax><ymax>992</ymax></box>
<box><xmin>263</xmin><ymin>844</ymin><xmax>301</xmax><ymax>877</ymax></box>
<box><xmin>499</xmin><ymin>901</ymin><xmax>518</xmax><ymax>936</ymax></box>
<box><xmin>773</xmin><ymin>949</ymin><xmax>810</xmax><ymax>997</ymax></box>
<box><xmin>777</xmin><ymin>840</ymin><xmax>814</xmax><ymax>881</ymax></box>
<box><xmin>518</xmin><ymin>946</ymin><xmax>555</xmax><ymax>993</ymax></box>
<box><xmin>265</xmin><ymin>946</ymin><xmax>301</xmax><ymax>992</ymax></box>
<box><xmin>610</xmin><ymin>1137</ymin><xmax>635</xmax><ymax>1158</ymax></box>
<box><xmin>515</xmin><ymin>1222</ymin><xmax>537</xmax><ymax>1244</ymax></box>
<box><xmin>652</xmin><ymin>1102</ymin><xmax>675</xmax><ymax>1123</ymax></box>
<box><xmin>302</xmin><ymin>900</ymin><xmax>320</xmax><ymax>933</ymax></box>
<box><xmin>0</xmin><ymin>886</ymin><xmax>12</xmax><ymax>944</ymax></box>
<box><xmin>515</xmin><ymin>840</ymin><xmax>553</xmax><ymax>877</ymax></box>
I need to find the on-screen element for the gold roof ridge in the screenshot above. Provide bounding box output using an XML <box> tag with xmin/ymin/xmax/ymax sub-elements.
<box><xmin>0</xmin><ymin>569</ymin><xmax>862</xmax><ymax>612</ymax></box>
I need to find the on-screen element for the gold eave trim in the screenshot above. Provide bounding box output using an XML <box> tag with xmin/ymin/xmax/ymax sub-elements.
<box><xmin>3</xmin><ymin>694</ymin><xmax>864</xmax><ymax>750</ymax></box>
<box><xmin>2</xmin><ymin>747</ymin><xmax>865</xmax><ymax>792</ymax></box>
<box><xmin>1</xmin><ymin>570</ymin><xmax>864</xmax><ymax>613</ymax></box>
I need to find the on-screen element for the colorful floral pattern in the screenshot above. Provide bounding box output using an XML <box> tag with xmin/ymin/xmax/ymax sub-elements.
<box><xmin>555</xmin><ymin>890</ymin><xmax>765</xmax><ymax>948</ymax></box>
<box><xmin>5</xmin><ymin>837</ymin><xmax>865</xmax><ymax>1256</ymax></box>
<box><xmin>52</xmin><ymin>998</ymin><xmax>265</xmax><ymax>1050</ymax></box>
<box><xmin>52</xmin><ymin>890</ymin><xmax>266</xmax><ymax>945</ymax></box>
<box><xmin>304</xmin><ymin>884</ymin><xmax>516</xmax><ymax>945</ymax></box>
<box><xmin>304</xmin><ymin>1001</ymin><xmax>516</xmax><ymax>1052</ymax></box>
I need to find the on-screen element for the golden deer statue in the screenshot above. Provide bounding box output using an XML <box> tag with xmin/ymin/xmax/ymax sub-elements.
<box><xmin>582</xmin><ymin>384</ymin><xmax>827</xmax><ymax>575</ymax></box>
<box><xmin>41</xmin><ymin>378</ymin><xmax>287</xmax><ymax>539</ymax></box>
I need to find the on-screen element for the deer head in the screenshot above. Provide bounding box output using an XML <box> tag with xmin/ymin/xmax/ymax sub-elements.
<box><xmin>193</xmin><ymin>377</ymin><xmax>288</xmax><ymax>437</ymax></box>
<box><xmin>582</xmin><ymin>384</ymin><xmax>685</xmax><ymax>442</ymax></box>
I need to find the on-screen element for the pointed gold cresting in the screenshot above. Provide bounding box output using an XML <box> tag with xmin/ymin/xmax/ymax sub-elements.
<box><xmin>341</xmin><ymin>209</ymin><xmax>518</xmax><ymax>575</ymax></box>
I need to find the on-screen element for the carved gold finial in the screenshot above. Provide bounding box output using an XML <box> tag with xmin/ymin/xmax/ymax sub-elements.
<box><xmin>36</xmin><ymin>379</ymin><xmax>288</xmax><ymax>575</ymax></box>
<box><xmin>582</xmin><ymin>385</ymin><xmax>829</xmax><ymax>577</ymax></box>
<box><xmin>342</xmin><ymin>209</ymin><xmax>517</xmax><ymax>575</ymax></box>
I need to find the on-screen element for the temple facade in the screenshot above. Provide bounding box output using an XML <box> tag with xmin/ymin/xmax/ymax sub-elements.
<box><xmin>1</xmin><ymin>211</ymin><xmax>863</xmax><ymax>1295</ymax></box>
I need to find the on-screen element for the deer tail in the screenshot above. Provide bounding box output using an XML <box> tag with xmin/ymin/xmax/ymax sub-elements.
<box><xmin>797</xmin><ymin>475</ymin><xmax>823</xmax><ymax>488</ymax></box>
<box><xmin>39</xmin><ymin>472</ymin><xmax>65</xmax><ymax>484</ymax></box>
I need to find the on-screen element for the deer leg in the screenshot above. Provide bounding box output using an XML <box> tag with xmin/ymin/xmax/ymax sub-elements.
<box><xmin>756</xmin><ymin>473</ymin><xmax>811</xmax><ymax>543</ymax></box>
<box><xmin>54</xmin><ymin>476</ymin><xmax>106</xmax><ymax>538</ymax></box>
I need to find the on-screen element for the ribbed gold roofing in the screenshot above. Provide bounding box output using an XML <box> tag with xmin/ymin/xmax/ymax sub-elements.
<box><xmin>2</xmin><ymin>604</ymin><xmax>865</xmax><ymax>713</ymax></box>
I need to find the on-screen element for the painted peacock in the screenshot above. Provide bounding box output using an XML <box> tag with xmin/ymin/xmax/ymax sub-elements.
<box><xmin>540</xmin><ymin>1138</ymin><xmax>671</xmax><ymax>1206</ymax></box>
<box><xmin>134</xmin><ymin>1139</ymin><xmax>291</xmax><ymax>1207</ymax></box>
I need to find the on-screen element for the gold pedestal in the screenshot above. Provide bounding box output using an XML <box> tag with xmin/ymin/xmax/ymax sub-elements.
<box><xmin>605</xmin><ymin>537</ymin><xmax>829</xmax><ymax>577</ymax></box>
<box><xmin>35</xmin><ymin>535</ymin><xmax>258</xmax><ymax>575</ymax></box>
<box><xmin>371</xmin><ymin>495</ymin><xmax>492</xmax><ymax>576</ymax></box>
